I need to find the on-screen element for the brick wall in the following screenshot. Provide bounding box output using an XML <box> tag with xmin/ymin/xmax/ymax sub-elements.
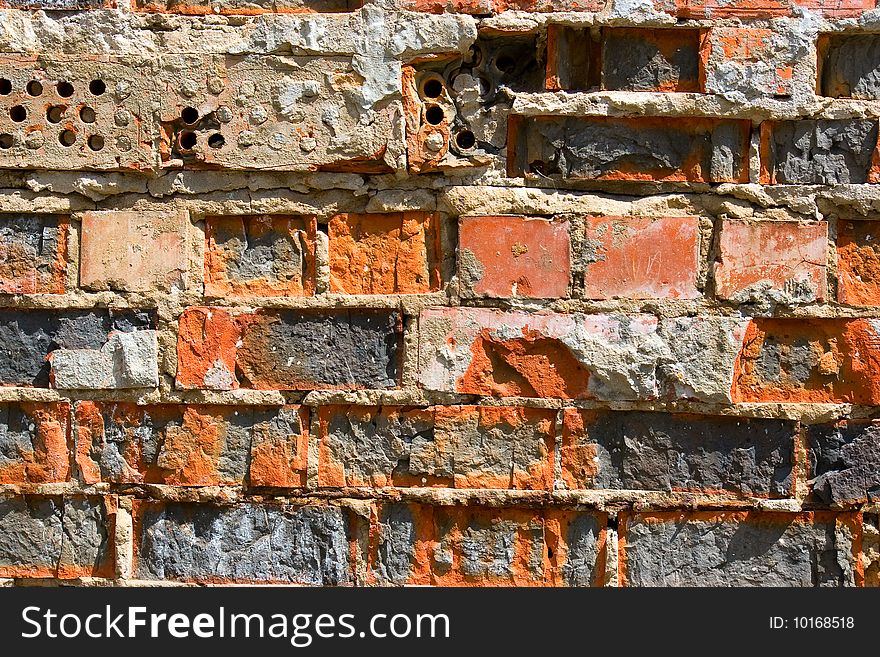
<box><xmin>0</xmin><ymin>0</ymin><xmax>878</xmax><ymax>588</ymax></box>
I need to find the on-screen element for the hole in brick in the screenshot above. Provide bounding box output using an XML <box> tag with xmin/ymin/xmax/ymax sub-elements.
<box><xmin>46</xmin><ymin>105</ymin><xmax>66</xmax><ymax>123</ymax></box>
<box><xmin>80</xmin><ymin>106</ymin><xmax>96</xmax><ymax>123</ymax></box>
<box><xmin>181</xmin><ymin>106</ymin><xmax>199</xmax><ymax>124</ymax></box>
<box><xmin>89</xmin><ymin>79</ymin><xmax>106</xmax><ymax>96</ymax></box>
<box><xmin>88</xmin><ymin>134</ymin><xmax>104</xmax><ymax>151</ymax></box>
<box><xmin>179</xmin><ymin>131</ymin><xmax>197</xmax><ymax>150</ymax></box>
<box><xmin>424</xmin><ymin>104</ymin><xmax>444</xmax><ymax>126</ymax></box>
<box><xmin>56</xmin><ymin>81</ymin><xmax>74</xmax><ymax>98</ymax></box>
<box><xmin>495</xmin><ymin>53</ymin><xmax>516</xmax><ymax>74</ymax></box>
<box><xmin>455</xmin><ymin>129</ymin><xmax>476</xmax><ymax>150</ymax></box>
<box><xmin>58</xmin><ymin>130</ymin><xmax>76</xmax><ymax>146</ymax></box>
<box><xmin>422</xmin><ymin>78</ymin><xmax>444</xmax><ymax>99</ymax></box>
<box><xmin>0</xmin><ymin>79</ymin><xmax>11</xmax><ymax>95</ymax></box>
<box><xmin>26</xmin><ymin>80</ymin><xmax>43</xmax><ymax>96</ymax></box>
<box><xmin>9</xmin><ymin>105</ymin><xmax>26</xmax><ymax>122</ymax></box>
<box><xmin>0</xmin><ymin>134</ymin><xmax>12</xmax><ymax>149</ymax></box>
<box><xmin>207</xmin><ymin>132</ymin><xmax>225</xmax><ymax>149</ymax></box>
<box><xmin>317</xmin><ymin>222</ymin><xmax>329</xmax><ymax>236</ymax></box>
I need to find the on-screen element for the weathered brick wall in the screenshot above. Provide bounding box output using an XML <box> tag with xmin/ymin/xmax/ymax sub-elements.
<box><xmin>0</xmin><ymin>0</ymin><xmax>879</xmax><ymax>588</ymax></box>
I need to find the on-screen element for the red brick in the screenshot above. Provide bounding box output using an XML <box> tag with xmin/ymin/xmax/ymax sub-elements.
<box><xmin>837</xmin><ymin>221</ymin><xmax>880</xmax><ymax>306</ymax></box>
<box><xmin>583</xmin><ymin>216</ymin><xmax>701</xmax><ymax>300</ymax></box>
<box><xmin>132</xmin><ymin>0</ymin><xmax>361</xmax><ymax>13</ymax></box>
<box><xmin>704</xmin><ymin>28</ymin><xmax>793</xmax><ymax>96</ymax></box>
<box><xmin>732</xmin><ymin>318</ymin><xmax>880</xmax><ymax>404</ymax></box>
<box><xmin>205</xmin><ymin>215</ymin><xmax>316</xmax><ymax>297</ymax></box>
<box><xmin>714</xmin><ymin>220</ymin><xmax>827</xmax><ymax>301</ymax></box>
<box><xmin>398</xmin><ymin>0</ymin><xmax>603</xmax><ymax>12</ymax></box>
<box><xmin>318</xmin><ymin>405</ymin><xmax>555</xmax><ymax>489</ymax></box>
<box><xmin>0</xmin><ymin>402</ymin><xmax>70</xmax><ymax>484</ymax></box>
<box><xmin>653</xmin><ymin>0</ymin><xmax>873</xmax><ymax>18</ymax></box>
<box><xmin>80</xmin><ymin>210</ymin><xmax>189</xmax><ymax>292</ymax></box>
<box><xmin>459</xmin><ymin>216</ymin><xmax>570</xmax><ymax>299</ymax></box>
<box><xmin>328</xmin><ymin>213</ymin><xmax>440</xmax><ymax>294</ymax></box>
<box><xmin>175</xmin><ymin>307</ymin><xmax>242</xmax><ymax>391</ymax></box>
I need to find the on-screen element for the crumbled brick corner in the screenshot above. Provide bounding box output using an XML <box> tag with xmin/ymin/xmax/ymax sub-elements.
<box><xmin>0</xmin><ymin>0</ymin><xmax>880</xmax><ymax>588</ymax></box>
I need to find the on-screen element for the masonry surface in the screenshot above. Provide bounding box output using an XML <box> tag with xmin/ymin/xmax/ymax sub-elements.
<box><xmin>0</xmin><ymin>0</ymin><xmax>879</xmax><ymax>588</ymax></box>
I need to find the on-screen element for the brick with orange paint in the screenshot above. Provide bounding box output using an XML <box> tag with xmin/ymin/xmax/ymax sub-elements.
<box><xmin>620</xmin><ymin>511</ymin><xmax>862</xmax><ymax>586</ymax></box>
<box><xmin>653</xmin><ymin>0</ymin><xmax>872</xmax><ymax>18</ymax></box>
<box><xmin>318</xmin><ymin>405</ymin><xmax>555</xmax><ymax>489</ymax></box>
<box><xmin>732</xmin><ymin>318</ymin><xmax>880</xmax><ymax>404</ymax></box>
<box><xmin>132</xmin><ymin>0</ymin><xmax>360</xmax><ymax>13</ymax></box>
<box><xmin>0</xmin><ymin>215</ymin><xmax>67</xmax><ymax>294</ymax></box>
<box><xmin>0</xmin><ymin>495</ymin><xmax>114</xmax><ymax>579</ymax></box>
<box><xmin>328</xmin><ymin>213</ymin><xmax>440</xmax><ymax>294</ymax></box>
<box><xmin>80</xmin><ymin>210</ymin><xmax>190</xmax><ymax>292</ymax></box>
<box><xmin>176</xmin><ymin>307</ymin><xmax>402</xmax><ymax>391</ymax></box>
<box><xmin>370</xmin><ymin>504</ymin><xmax>606</xmax><ymax>586</ymax></box>
<box><xmin>509</xmin><ymin>116</ymin><xmax>750</xmax><ymax>183</ymax></box>
<box><xmin>837</xmin><ymin>221</ymin><xmax>880</xmax><ymax>306</ymax></box>
<box><xmin>205</xmin><ymin>215</ymin><xmax>316</xmax><ymax>298</ymax></box>
<box><xmin>74</xmin><ymin>401</ymin><xmax>307</xmax><ymax>487</ymax></box>
<box><xmin>561</xmin><ymin>409</ymin><xmax>794</xmax><ymax>496</ymax></box>
<box><xmin>714</xmin><ymin>220</ymin><xmax>828</xmax><ymax>302</ymax></box>
<box><xmin>459</xmin><ymin>215</ymin><xmax>570</xmax><ymax>299</ymax></box>
<box><xmin>583</xmin><ymin>216</ymin><xmax>701</xmax><ymax>300</ymax></box>
<box><xmin>0</xmin><ymin>402</ymin><xmax>70</xmax><ymax>484</ymax></box>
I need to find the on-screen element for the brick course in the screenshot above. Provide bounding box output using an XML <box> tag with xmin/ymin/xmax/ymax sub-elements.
<box><xmin>0</xmin><ymin>1</ymin><xmax>878</xmax><ymax>588</ymax></box>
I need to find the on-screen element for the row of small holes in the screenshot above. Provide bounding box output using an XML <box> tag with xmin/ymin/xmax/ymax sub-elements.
<box><xmin>9</xmin><ymin>104</ymin><xmax>96</xmax><ymax>123</ymax></box>
<box><xmin>0</xmin><ymin>131</ymin><xmax>104</xmax><ymax>150</ymax></box>
<box><xmin>0</xmin><ymin>78</ymin><xmax>106</xmax><ymax>97</ymax></box>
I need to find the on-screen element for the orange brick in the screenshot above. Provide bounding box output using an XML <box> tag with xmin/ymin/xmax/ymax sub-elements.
<box><xmin>328</xmin><ymin>213</ymin><xmax>439</xmax><ymax>294</ymax></box>
<box><xmin>583</xmin><ymin>216</ymin><xmax>701</xmax><ymax>300</ymax></box>
<box><xmin>837</xmin><ymin>221</ymin><xmax>880</xmax><ymax>306</ymax></box>
<box><xmin>459</xmin><ymin>216</ymin><xmax>570</xmax><ymax>299</ymax></box>
<box><xmin>0</xmin><ymin>402</ymin><xmax>70</xmax><ymax>484</ymax></box>
<box><xmin>714</xmin><ymin>220</ymin><xmax>827</xmax><ymax>301</ymax></box>
<box><xmin>0</xmin><ymin>215</ymin><xmax>67</xmax><ymax>294</ymax></box>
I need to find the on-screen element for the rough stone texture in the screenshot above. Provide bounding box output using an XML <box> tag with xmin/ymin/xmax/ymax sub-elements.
<box><xmin>0</xmin><ymin>215</ymin><xmax>67</xmax><ymax>294</ymax></box>
<box><xmin>329</xmin><ymin>213</ymin><xmax>439</xmax><ymax>294</ymax></box>
<box><xmin>602</xmin><ymin>28</ymin><xmax>701</xmax><ymax>93</ymax></box>
<box><xmin>837</xmin><ymin>220</ymin><xmax>880</xmax><ymax>307</ymax></box>
<box><xmin>582</xmin><ymin>216</ymin><xmax>700</xmax><ymax>300</ymax></box>
<box><xmin>0</xmin><ymin>402</ymin><xmax>69</xmax><ymax>484</ymax></box>
<box><xmin>622</xmin><ymin>512</ymin><xmax>859</xmax><ymax>587</ymax></box>
<box><xmin>714</xmin><ymin>220</ymin><xmax>828</xmax><ymax>303</ymax></box>
<box><xmin>820</xmin><ymin>34</ymin><xmax>880</xmax><ymax>100</ymax></box>
<box><xmin>509</xmin><ymin>116</ymin><xmax>750</xmax><ymax>183</ymax></box>
<box><xmin>135</xmin><ymin>502</ymin><xmax>352</xmax><ymax>584</ymax></box>
<box><xmin>761</xmin><ymin>120</ymin><xmax>880</xmax><ymax>184</ymax></box>
<box><xmin>205</xmin><ymin>214</ymin><xmax>316</xmax><ymax>297</ymax></box>
<box><xmin>75</xmin><ymin>402</ymin><xmax>307</xmax><ymax>487</ymax></box>
<box><xmin>0</xmin><ymin>310</ymin><xmax>154</xmax><ymax>387</ymax></box>
<box><xmin>52</xmin><ymin>330</ymin><xmax>159</xmax><ymax>389</ymax></box>
<box><xmin>459</xmin><ymin>215</ymin><xmax>570</xmax><ymax>299</ymax></box>
<box><xmin>0</xmin><ymin>496</ymin><xmax>112</xmax><ymax>578</ymax></box>
<box><xmin>319</xmin><ymin>405</ymin><xmax>555</xmax><ymax>489</ymax></box>
<box><xmin>419</xmin><ymin>308</ymin><xmax>748</xmax><ymax>403</ymax></box>
<box><xmin>704</xmin><ymin>28</ymin><xmax>794</xmax><ymax>100</ymax></box>
<box><xmin>80</xmin><ymin>210</ymin><xmax>189</xmax><ymax>292</ymax></box>
<box><xmin>561</xmin><ymin>410</ymin><xmax>794</xmax><ymax>496</ymax></box>
<box><xmin>176</xmin><ymin>307</ymin><xmax>401</xmax><ymax>390</ymax></box>
<box><xmin>808</xmin><ymin>421</ymin><xmax>880</xmax><ymax>505</ymax></box>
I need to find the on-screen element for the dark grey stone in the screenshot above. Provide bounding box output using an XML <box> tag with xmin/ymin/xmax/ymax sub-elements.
<box><xmin>603</xmin><ymin>31</ymin><xmax>699</xmax><ymax>91</ymax></box>
<box><xmin>375</xmin><ymin>504</ymin><xmax>416</xmax><ymax>586</ymax></box>
<box><xmin>808</xmin><ymin>421</ymin><xmax>880</xmax><ymax>504</ymax></box>
<box><xmin>237</xmin><ymin>310</ymin><xmax>401</xmax><ymax>389</ymax></box>
<box><xmin>572</xmin><ymin>411</ymin><xmax>794</xmax><ymax>496</ymax></box>
<box><xmin>0</xmin><ymin>405</ymin><xmax>42</xmax><ymax>472</ymax></box>
<box><xmin>0</xmin><ymin>310</ymin><xmax>154</xmax><ymax>386</ymax></box>
<box><xmin>821</xmin><ymin>34</ymin><xmax>880</xmax><ymax>99</ymax></box>
<box><xmin>625</xmin><ymin>514</ymin><xmax>856</xmax><ymax>586</ymax></box>
<box><xmin>137</xmin><ymin>503</ymin><xmax>352</xmax><ymax>584</ymax></box>
<box><xmin>769</xmin><ymin>119</ymin><xmax>878</xmax><ymax>184</ymax></box>
<box><xmin>561</xmin><ymin>513</ymin><xmax>600</xmax><ymax>587</ymax></box>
